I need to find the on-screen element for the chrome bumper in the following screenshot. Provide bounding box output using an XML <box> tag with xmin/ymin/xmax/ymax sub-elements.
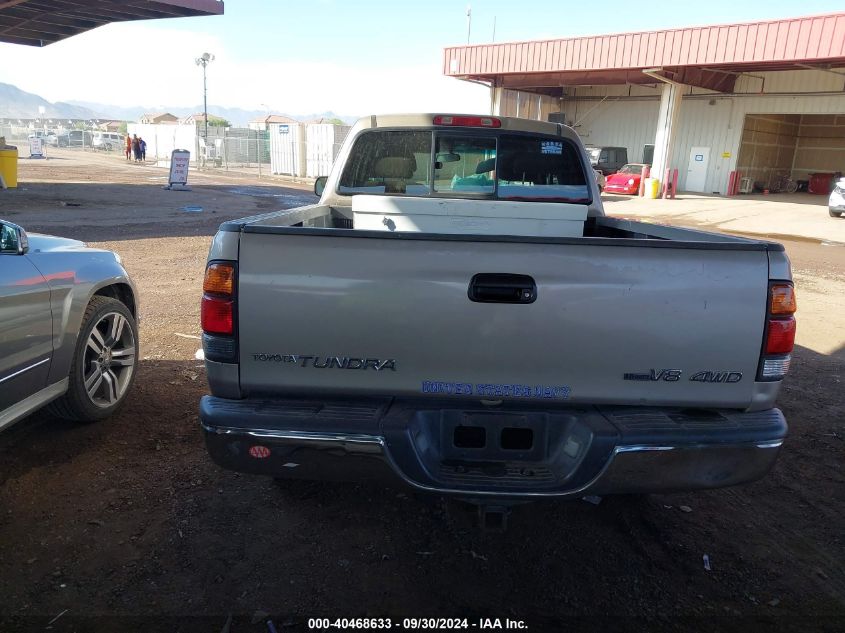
<box><xmin>201</xmin><ymin>396</ymin><xmax>786</xmax><ymax>500</ymax></box>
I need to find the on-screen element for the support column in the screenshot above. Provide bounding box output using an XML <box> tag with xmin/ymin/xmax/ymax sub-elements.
<box><xmin>490</xmin><ymin>85</ymin><xmax>504</xmax><ymax>116</ymax></box>
<box><xmin>650</xmin><ymin>82</ymin><xmax>683</xmax><ymax>186</ymax></box>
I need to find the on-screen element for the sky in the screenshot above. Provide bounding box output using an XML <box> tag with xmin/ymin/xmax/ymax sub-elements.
<box><xmin>1</xmin><ymin>0</ymin><xmax>843</xmax><ymax>118</ymax></box>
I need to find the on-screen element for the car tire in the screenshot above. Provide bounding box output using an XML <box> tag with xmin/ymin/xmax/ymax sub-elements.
<box><xmin>830</xmin><ymin>209</ymin><xmax>842</xmax><ymax>218</ymax></box>
<box><xmin>48</xmin><ymin>296</ymin><xmax>138</xmax><ymax>422</ymax></box>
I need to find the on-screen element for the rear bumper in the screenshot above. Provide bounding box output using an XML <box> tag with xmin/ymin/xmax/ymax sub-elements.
<box><xmin>200</xmin><ymin>396</ymin><xmax>786</xmax><ymax>500</ymax></box>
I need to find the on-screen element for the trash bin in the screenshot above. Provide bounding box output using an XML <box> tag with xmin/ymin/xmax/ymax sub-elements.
<box><xmin>808</xmin><ymin>172</ymin><xmax>834</xmax><ymax>195</ymax></box>
<box><xmin>645</xmin><ymin>177</ymin><xmax>660</xmax><ymax>199</ymax></box>
<box><xmin>0</xmin><ymin>146</ymin><xmax>18</xmax><ymax>188</ymax></box>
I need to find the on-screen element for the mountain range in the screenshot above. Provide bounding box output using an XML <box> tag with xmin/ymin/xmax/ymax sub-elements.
<box><xmin>0</xmin><ymin>82</ymin><xmax>355</xmax><ymax>126</ymax></box>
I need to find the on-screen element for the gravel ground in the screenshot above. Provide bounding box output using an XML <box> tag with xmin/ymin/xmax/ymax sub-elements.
<box><xmin>0</xmin><ymin>149</ymin><xmax>843</xmax><ymax>633</ymax></box>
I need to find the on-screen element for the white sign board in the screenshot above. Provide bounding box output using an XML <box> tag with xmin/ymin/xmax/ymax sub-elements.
<box><xmin>29</xmin><ymin>136</ymin><xmax>44</xmax><ymax>158</ymax></box>
<box><xmin>168</xmin><ymin>149</ymin><xmax>191</xmax><ymax>186</ymax></box>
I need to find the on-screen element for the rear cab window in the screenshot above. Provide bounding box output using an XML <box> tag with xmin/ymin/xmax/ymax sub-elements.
<box><xmin>338</xmin><ymin>128</ymin><xmax>589</xmax><ymax>204</ymax></box>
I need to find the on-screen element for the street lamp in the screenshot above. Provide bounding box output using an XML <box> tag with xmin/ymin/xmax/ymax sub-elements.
<box><xmin>195</xmin><ymin>52</ymin><xmax>215</xmax><ymax>141</ymax></box>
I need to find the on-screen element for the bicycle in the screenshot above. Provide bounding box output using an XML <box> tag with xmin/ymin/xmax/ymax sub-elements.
<box><xmin>771</xmin><ymin>173</ymin><xmax>799</xmax><ymax>194</ymax></box>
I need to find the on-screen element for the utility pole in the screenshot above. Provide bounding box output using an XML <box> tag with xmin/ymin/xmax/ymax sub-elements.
<box><xmin>466</xmin><ymin>5</ymin><xmax>471</xmax><ymax>44</ymax></box>
<box><xmin>195</xmin><ymin>52</ymin><xmax>215</xmax><ymax>142</ymax></box>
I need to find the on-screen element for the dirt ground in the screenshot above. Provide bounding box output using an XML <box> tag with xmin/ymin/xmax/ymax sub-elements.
<box><xmin>0</xmin><ymin>149</ymin><xmax>843</xmax><ymax>633</ymax></box>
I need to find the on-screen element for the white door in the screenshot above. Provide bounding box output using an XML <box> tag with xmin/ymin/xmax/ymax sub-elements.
<box><xmin>686</xmin><ymin>146</ymin><xmax>710</xmax><ymax>192</ymax></box>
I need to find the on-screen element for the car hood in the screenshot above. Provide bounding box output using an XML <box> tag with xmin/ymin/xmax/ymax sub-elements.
<box><xmin>27</xmin><ymin>233</ymin><xmax>87</xmax><ymax>253</ymax></box>
<box><xmin>606</xmin><ymin>173</ymin><xmax>638</xmax><ymax>184</ymax></box>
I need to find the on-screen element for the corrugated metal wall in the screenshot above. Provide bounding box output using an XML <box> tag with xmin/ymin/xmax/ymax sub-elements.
<box><xmin>269</xmin><ymin>122</ymin><xmax>305</xmax><ymax>177</ymax></box>
<box><xmin>305</xmin><ymin>124</ymin><xmax>352</xmax><ymax>178</ymax></box>
<box><xmin>445</xmin><ymin>14</ymin><xmax>845</xmax><ymax>77</ymax></box>
<box><xmin>568</xmin><ymin>99</ymin><xmax>659</xmax><ymax>164</ymax></box>
<box><xmin>496</xmin><ymin>70</ymin><xmax>845</xmax><ymax>193</ymax></box>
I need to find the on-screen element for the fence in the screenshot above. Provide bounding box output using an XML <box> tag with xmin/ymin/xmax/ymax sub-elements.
<box><xmin>2</xmin><ymin>121</ymin><xmax>351</xmax><ymax>179</ymax></box>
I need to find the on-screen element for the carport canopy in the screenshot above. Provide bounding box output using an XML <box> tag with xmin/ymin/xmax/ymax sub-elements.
<box><xmin>443</xmin><ymin>13</ymin><xmax>845</xmax><ymax>94</ymax></box>
<box><xmin>0</xmin><ymin>0</ymin><xmax>223</xmax><ymax>47</ymax></box>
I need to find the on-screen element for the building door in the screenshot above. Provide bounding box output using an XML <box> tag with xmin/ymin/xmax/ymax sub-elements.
<box><xmin>686</xmin><ymin>147</ymin><xmax>710</xmax><ymax>192</ymax></box>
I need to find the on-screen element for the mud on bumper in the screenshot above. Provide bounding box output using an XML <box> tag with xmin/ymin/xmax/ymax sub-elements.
<box><xmin>200</xmin><ymin>396</ymin><xmax>786</xmax><ymax>500</ymax></box>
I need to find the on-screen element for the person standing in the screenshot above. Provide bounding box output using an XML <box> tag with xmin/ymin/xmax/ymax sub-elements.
<box><xmin>132</xmin><ymin>134</ymin><xmax>140</xmax><ymax>162</ymax></box>
<box><xmin>139</xmin><ymin>137</ymin><xmax>147</xmax><ymax>162</ymax></box>
<box><xmin>124</xmin><ymin>134</ymin><xmax>132</xmax><ymax>161</ymax></box>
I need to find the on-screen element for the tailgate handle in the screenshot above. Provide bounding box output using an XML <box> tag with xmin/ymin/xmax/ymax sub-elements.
<box><xmin>468</xmin><ymin>273</ymin><xmax>537</xmax><ymax>304</ymax></box>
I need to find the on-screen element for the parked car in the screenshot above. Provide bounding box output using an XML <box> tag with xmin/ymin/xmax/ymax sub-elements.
<box><xmin>0</xmin><ymin>220</ymin><xmax>139</xmax><ymax>432</ymax></box>
<box><xmin>584</xmin><ymin>145</ymin><xmax>628</xmax><ymax>175</ymax></box>
<box><xmin>93</xmin><ymin>132</ymin><xmax>123</xmax><ymax>151</ymax></box>
<box><xmin>604</xmin><ymin>163</ymin><xmax>649</xmax><ymax>195</ymax></box>
<box><xmin>27</xmin><ymin>130</ymin><xmax>48</xmax><ymax>140</ymax></box>
<box><xmin>199</xmin><ymin>114</ymin><xmax>793</xmax><ymax>524</ymax></box>
<box><xmin>56</xmin><ymin>130</ymin><xmax>93</xmax><ymax>148</ymax></box>
<box><xmin>829</xmin><ymin>177</ymin><xmax>845</xmax><ymax>217</ymax></box>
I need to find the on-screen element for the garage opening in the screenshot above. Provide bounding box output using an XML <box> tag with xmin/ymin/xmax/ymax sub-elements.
<box><xmin>736</xmin><ymin>114</ymin><xmax>845</xmax><ymax>196</ymax></box>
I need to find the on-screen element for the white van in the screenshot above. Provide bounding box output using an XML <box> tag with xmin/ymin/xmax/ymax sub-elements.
<box><xmin>93</xmin><ymin>132</ymin><xmax>123</xmax><ymax>151</ymax></box>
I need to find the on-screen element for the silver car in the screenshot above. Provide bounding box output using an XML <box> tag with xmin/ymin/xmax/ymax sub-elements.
<box><xmin>830</xmin><ymin>177</ymin><xmax>845</xmax><ymax>218</ymax></box>
<box><xmin>0</xmin><ymin>220</ymin><xmax>139</xmax><ymax>431</ymax></box>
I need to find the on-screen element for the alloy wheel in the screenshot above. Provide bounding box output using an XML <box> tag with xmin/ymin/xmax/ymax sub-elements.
<box><xmin>83</xmin><ymin>311</ymin><xmax>136</xmax><ymax>408</ymax></box>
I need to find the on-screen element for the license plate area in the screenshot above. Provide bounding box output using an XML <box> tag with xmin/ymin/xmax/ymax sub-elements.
<box><xmin>440</xmin><ymin>412</ymin><xmax>548</xmax><ymax>462</ymax></box>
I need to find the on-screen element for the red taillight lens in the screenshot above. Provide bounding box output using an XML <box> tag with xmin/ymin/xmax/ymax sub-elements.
<box><xmin>201</xmin><ymin>295</ymin><xmax>233</xmax><ymax>335</ymax></box>
<box><xmin>765</xmin><ymin>318</ymin><xmax>796</xmax><ymax>354</ymax></box>
<box><xmin>433</xmin><ymin>115</ymin><xmax>501</xmax><ymax>128</ymax></box>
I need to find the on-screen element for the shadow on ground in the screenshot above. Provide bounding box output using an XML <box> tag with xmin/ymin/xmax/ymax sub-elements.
<box><xmin>0</xmin><ymin>345</ymin><xmax>842</xmax><ymax>631</ymax></box>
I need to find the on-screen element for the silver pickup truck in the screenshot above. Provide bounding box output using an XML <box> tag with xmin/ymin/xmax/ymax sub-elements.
<box><xmin>200</xmin><ymin>114</ymin><xmax>795</xmax><ymax>518</ymax></box>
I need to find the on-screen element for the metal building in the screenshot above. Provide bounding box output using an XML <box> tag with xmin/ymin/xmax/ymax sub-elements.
<box><xmin>443</xmin><ymin>13</ymin><xmax>845</xmax><ymax>195</ymax></box>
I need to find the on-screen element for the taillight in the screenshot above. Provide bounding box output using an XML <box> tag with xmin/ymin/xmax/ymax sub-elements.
<box><xmin>770</xmin><ymin>284</ymin><xmax>797</xmax><ymax>315</ymax></box>
<box><xmin>433</xmin><ymin>115</ymin><xmax>501</xmax><ymax>128</ymax></box>
<box><xmin>765</xmin><ymin>318</ymin><xmax>796</xmax><ymax>354</ymax></box>
<box><xmin>759</xmin><ymin>282</ymin><xmax>796</xmax><ymax>381</ymax></box>
<box><xmin>204</xmin><ymin>262</ymin><xmax>234</xmax><ymax>295</ymax></box>
<box><xmin>201</xmin><ymin>296</ymin><xmax>233</xmax><ymax>335</ymax></box>
<box><xmin>202</xmin><ymin>261</ymin><xmax>236</xmax><ymax>361</ymax></box>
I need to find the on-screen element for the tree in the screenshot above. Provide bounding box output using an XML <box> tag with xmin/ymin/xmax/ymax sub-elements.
<box><xmin>208</xmin><ymin>116</ymin><xmax>230</xmax><ymax>128</ymax></box>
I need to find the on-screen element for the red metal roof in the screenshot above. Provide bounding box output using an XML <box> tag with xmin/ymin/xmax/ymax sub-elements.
<box><xmin>0</xmin><ymin>0</ymin><xmax>224</xmax><ymax>46</ymax></box>
<box><xmin>444</xmin><ymin>12</ymin><xmax>845</xmax><ymax>93</ymax></box>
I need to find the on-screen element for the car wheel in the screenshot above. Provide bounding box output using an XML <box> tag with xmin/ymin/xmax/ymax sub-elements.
<box><xmin>48</xmin><ymin>296</ymin><xmax>138</xmax><ymax>422</ymax></box>
<box><xmin>830</xmin><ymin>209</ymin><xmax>842</xmax><ymax>218</ymax></box>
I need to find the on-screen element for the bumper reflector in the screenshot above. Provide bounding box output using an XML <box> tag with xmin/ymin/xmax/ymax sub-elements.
<box><xmin>202</xmin><ymin>333</ymin><xmax>236</xmax><ymax>363</ymax></box>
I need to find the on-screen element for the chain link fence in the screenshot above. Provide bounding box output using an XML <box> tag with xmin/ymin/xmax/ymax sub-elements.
<box><xmin>1</xmin><ymin>122</ymin><xmax>352</xmax><ymax>182</ymax></box>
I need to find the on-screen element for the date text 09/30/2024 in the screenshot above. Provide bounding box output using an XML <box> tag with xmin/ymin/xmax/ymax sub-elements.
<box><xmin>307</xmin><ymin>618</ymin><xmax>528</xmax><ymax>630</ymax></box>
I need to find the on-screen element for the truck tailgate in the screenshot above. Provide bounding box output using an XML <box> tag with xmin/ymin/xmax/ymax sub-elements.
<box><xmin>237</xmin><ymin>231</ymin><xmax>769</xmax><ymax>409</ymax></box>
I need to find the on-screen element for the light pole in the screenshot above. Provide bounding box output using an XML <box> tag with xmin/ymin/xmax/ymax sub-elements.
<box><xmin>195</xmin><ymin>52</ymin><xmax>215</xmax><ymax>141</ymax></box>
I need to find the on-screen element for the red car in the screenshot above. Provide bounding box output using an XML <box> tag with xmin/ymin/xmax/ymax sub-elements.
<box><xmin>604</xmin><ymin>163</ymin><xmax>649</xmax><ymax>195</ymax></box>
